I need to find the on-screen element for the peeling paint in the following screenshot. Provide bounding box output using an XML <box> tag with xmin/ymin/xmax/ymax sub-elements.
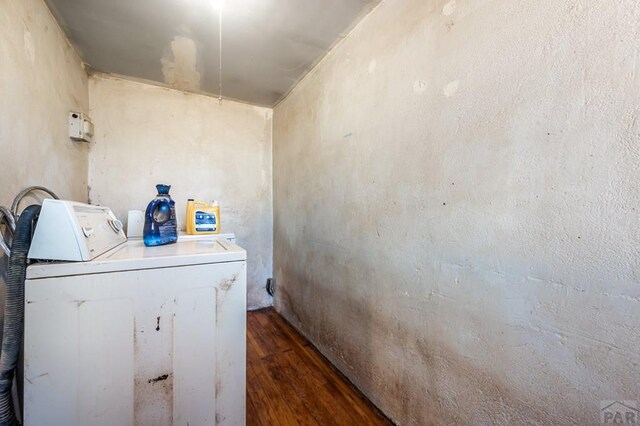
<box><xmin>413</xmin><ymin>80</ymin><xmax>427</xmax><ymax>94</ymax></box>
<box><xmin>442</xmin><ymin>0</ymin><xmax>456</xmax><ymax>16</ymax></box>
<box><xmin>443</xmin><ymin>79</ymin><xmax>459</xmax><ymax>97</ymax></box>
<box><xmin>46</xmin><ymin>0</ymin><xmax>380</xmax><ymax>105</ymax></box>
<box><xmin>161</xmin><ymin>36</ymin><xmax>202</xmax><ymax>92</ymax></box>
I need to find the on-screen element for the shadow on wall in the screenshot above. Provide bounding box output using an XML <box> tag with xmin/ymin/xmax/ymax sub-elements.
<box><xmin>275</xmin><ymin>234</ymin><xmax>591</xmax><ymax>425</ymax></box>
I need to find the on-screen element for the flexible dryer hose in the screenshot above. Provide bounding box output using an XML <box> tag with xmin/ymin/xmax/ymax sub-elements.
<box><xmin>0</xmin><ymin>205</ymin><xmax>40</xmax><ymax>426</ymax></box>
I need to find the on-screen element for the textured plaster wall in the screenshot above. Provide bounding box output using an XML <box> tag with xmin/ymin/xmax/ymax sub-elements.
<box><xmin>273</xmin><ymin>0</ymin><xmax>640</xmax><ymax>424</ymax></box>
<box><xmin>0</xmin><ymin>0</ymin><xmax>89</xmax><ymax>207</ymax></box>
<box><xmin>88</xmin><ymin>75</ymin><xmax>273</xmax><ymax>309</ymax></box>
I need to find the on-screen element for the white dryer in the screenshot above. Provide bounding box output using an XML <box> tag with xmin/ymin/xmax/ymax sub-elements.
<box><xmin>24</xmin><ymin>207</ymin><xmax>246</xmax><ymax>426</ymax></box>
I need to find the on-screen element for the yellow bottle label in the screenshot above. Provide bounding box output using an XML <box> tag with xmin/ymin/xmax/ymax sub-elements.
<box><xmin>186</xmin><ymin>201</ymin><xmax>220</xmax><ymax>235</ymax></box>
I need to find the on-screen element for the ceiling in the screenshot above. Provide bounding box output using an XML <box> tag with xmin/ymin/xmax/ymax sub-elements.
<box><xmin>45</xmin><ymin>0</ymin><xmax>379</xmax><ymax>106</ymax></box>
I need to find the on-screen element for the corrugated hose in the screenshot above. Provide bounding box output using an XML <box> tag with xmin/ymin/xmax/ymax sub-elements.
<box><xmin>0</xmin><ymin>205</ymin><xmax>41</xmax><ymax>426</ymax></box>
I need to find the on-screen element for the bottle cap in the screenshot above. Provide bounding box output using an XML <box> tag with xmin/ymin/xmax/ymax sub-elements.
<box><xmin>156</xmin><ymin>184</ymin><xmax>171</xmax><ymax>195</ymax></box>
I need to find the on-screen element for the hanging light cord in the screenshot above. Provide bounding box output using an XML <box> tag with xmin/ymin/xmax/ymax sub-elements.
<box><xmin>218</xmin><ymin>7</ymin><xmax>223</xmax><ymax>104</ymax></box>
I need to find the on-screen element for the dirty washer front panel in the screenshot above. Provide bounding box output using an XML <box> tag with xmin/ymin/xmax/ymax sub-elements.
<box><xmin>24</xmin><ymin>261</ymin><xmax>246</xmax><ymax>426</ymax></box>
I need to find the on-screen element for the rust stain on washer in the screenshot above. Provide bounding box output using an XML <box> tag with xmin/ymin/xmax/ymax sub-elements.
<box><xmin>135</xmin><ymin>372</ymin><xmax>174</xmax><ymax>423</ymax></box>
<box><xmin>220</xmin><ymin>275</ymin><xmax>238</xmax><ymax>292</ymax></box>
<box><xmin>148</xmin><ymin>374</ymin><xmax>169</xmax><ymax>384</ymax></box>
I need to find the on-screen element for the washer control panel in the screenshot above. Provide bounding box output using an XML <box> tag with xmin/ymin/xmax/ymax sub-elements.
<box><xmin>28</xmin><ymin>199</ymin><xmax>127</xmax><ymax>261</ymax></box>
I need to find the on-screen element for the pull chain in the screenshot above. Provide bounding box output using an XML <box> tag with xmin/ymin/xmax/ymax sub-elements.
<box><xmin>218</xmin><ymin>6</ymin><xmax>223</xmax><ymax>105</ymax></box>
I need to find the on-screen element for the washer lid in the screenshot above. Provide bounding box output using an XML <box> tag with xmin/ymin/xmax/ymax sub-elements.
<box><xmin>26</xmin><ymin>238</ymin><xmax>246</xmax><ymax>279</ymax></box>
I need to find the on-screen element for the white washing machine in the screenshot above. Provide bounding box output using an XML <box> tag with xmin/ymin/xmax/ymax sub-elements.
<box><xmin>23</xmin><ymin>200</ymin><xmax>247</xmax><ymax>426</ymax></box>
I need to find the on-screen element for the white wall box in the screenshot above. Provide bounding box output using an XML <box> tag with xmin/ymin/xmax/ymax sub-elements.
<box><xmin>68</xmin><ymin>111</ymin><xmax>94</xmax><ymax>143</ymax></box>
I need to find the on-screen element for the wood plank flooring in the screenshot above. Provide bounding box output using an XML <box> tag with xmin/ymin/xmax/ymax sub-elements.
<box><xmin>247</xmin><ymin>308</ymin><xmax>392</xmax><ymax>426</ymax></box>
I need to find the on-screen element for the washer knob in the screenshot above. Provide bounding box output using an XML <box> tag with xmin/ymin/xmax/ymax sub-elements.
<box><xmin>109</xmin><ymin>219</ymin><xmax>123</xmax><ymax>233</ymax></box>
<box><xmin>82</xmin><ymin>226</ymin><xmax>94</xmax><ymax>238</ymax></box>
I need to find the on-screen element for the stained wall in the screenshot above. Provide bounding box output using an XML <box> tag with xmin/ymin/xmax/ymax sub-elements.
<box><xmin>0</xmin><ymin>0</ymin><xmax>90</xmax><ymax>208</ymax></box>
<box><xmin>273</xmin><ymin>0</ymin><xmax>640</xmax><ymax>423</ymax></box>
<box><xmin>89</xmin><ymin>75</ymin><xmax>273</xmax><ymax>309</ymax></box>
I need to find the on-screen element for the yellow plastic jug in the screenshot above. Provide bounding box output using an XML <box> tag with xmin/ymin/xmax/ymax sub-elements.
<box><xmin>186</xmin><ymin>200</ymin><xmax>220</xmax><ymax>235</ymax></box>
<box><xmin>185</xmin><ymin>199</ymin><xmax>195</xmax><ymax>234</ymax></box>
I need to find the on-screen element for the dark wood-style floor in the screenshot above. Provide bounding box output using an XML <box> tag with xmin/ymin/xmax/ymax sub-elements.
<box><xmin>247</xmin><ymin>308</ymin><xmax>392</xmax><ymax>426</ymax></box>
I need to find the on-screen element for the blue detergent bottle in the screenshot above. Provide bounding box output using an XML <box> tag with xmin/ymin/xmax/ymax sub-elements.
<box><xmin>143</xmin><ymin>184</ymin><xmax>178</xmax><ymax>247</ymax></box>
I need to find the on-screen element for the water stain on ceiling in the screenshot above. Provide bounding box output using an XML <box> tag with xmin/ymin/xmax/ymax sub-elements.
<box><xmin>161</xmin><ymin>35</ymin><xmax>203</xmax><ymax>92</ymax></box>
<box><xmin>45</xmin><ymin>0</ymin><xmax>379</xmax><ymax>106</ymax></box>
